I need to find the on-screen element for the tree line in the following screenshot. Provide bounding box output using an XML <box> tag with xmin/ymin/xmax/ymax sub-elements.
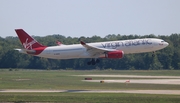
<box><xmin>0</xmin><ymin>33</ymin><xmax>179</xmax><ymax>70</ymax></box>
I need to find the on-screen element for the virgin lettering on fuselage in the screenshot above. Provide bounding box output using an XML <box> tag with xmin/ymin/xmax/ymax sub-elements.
<box><xmin>101</xmin><ymin>39</ymin><xmax>152</xmax><ymax>49</ymax></box>
<box><xmin>15</xmin><ymin>29</ymin><xmax>169</xmax><ymax>65</ymax></box>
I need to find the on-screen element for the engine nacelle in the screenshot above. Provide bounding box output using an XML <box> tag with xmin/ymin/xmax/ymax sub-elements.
<box><xmin>105</xmin><ymin>50</ymin><xmax>124</xmax><ymax>59</ymax></box>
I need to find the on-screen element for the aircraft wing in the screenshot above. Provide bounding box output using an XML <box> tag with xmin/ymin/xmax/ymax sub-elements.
<box><xmin>80</xmin><ymin>41</ymin><xmax>116</xmax><ymax>57</ymax></box>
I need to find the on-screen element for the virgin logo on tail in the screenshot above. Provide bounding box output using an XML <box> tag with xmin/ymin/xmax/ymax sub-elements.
<box><xmin>23</xmin><ymin>38</ymin><xmax>37</xmax><ymax>50</ymax></box>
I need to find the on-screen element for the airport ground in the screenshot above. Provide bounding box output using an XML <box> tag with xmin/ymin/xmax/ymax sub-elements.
<box><xmin>0</xmin><ymin>69</ymin><xmax>180</xmax><ymax>103</ymax></box>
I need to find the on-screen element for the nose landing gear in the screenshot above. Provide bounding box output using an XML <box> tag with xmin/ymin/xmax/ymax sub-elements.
<box><xmin>152</xmin><ymin>51</ymin><xmax>155</xmax><ymax>57</ymax></box>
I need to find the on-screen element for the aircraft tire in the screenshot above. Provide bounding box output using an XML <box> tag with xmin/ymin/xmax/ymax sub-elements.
<box><xmin>87</xmin><ymin>61</ymin><xmax>92</xmax><ymax>65</ymax></box>
<box><xmin>91</xmin><ymin>59</ymin><xmax>96</xmax><ymax>65</ymax></box>
<box><xmin>96</xmin><ymin>59</ymin><xmax>100</xmax><ymax>63</ymax></box>
<box><xmin>152</xmin><ymin>54</ymin><xmax>155</xmax><ymax>57</ymax></box>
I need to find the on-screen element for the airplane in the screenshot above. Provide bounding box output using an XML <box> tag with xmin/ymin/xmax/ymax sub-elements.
<box><xmin>15</xmin><ymin>29</ymin><xmax>169</xmax><ymax>65</ymax></box>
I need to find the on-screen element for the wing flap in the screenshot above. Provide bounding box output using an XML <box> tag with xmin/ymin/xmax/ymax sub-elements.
<box><xmin>80</xmin><ymin>41</ymin><xmax>116</xmax><ymax>57</ymax></box>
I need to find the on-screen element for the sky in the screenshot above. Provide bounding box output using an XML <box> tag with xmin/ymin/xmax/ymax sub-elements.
<box><xmin>1</xmin><ymin>0</ymin><xmax>180</xmax><ymax>38</ymax></box>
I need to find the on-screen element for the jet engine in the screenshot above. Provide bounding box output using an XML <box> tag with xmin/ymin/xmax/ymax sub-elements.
<box><xmin>105</xmin><ymin>50</ymin><xmax>124</xmax><ymax>59</ymax></box>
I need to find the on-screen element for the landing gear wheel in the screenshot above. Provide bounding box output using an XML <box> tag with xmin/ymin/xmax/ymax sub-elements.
<box><xmin>91</xmin><ymin>59</ymin><xmax>96</xmax><ymax>65</ymax></box>
<box><xmin>96</xmin><ymin>59</ymin><xmax>100</xmax><ymax>63</ymax></box>
<box><xmin>152</xmin><ymin>51</ymin><xmax>155</xmax><ymax>57</ymax></box>
<box><xmin>87</xmin><ymin>61</ymin><xmax>92</xmax><ymax>65</ymax></box>
<box><xmin>87</xmin><ymin>58</ymin><xmax>99</xmax><ymax>65</ymax></box>
<box><xmin>152</xmin><ymin>54</ymin><xmax>155</xmax><ymax>57</ymax></box>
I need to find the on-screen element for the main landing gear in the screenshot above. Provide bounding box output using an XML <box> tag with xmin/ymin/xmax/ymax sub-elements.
<box><xmin>87</xmin><ymin>59</ymin><xmax>100</xmax><ymax>65</ymax></box>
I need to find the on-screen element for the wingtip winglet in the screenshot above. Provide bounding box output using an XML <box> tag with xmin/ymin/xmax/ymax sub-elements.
<box><xmin>80</xmin><ymin>41</ymin><xmax>86</xmax><ymax>45</ymax></box>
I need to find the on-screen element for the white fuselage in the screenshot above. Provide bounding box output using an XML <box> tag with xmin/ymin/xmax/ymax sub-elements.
<box><xmin>36</xmin><ymin>38</ymin><xmax>168</xmax><ymax>59</ymax></box>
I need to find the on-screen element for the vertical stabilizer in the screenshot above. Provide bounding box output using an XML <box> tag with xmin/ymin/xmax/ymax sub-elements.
<box><xmin>15</xmin><ymin>29</ymin><xmax>46</xmax><ymax>50</ymax></box>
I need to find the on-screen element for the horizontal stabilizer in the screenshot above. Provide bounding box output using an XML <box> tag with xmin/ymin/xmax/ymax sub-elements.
<box><xmin>14</xmin><ymin>49</ymin><xmax>35</xmax><ymax>54</ymax></box>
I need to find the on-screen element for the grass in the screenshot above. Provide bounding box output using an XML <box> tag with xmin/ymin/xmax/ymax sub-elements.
<box><xmin>0</xmin><ymin>70</ymin><xmax>180</xmax><ymax>90</ymax></box>
<box><xmin>0</xmin><ymin>93</ymin><xmax>180</xmax><ymax>103</ymax></box>
<box><xmin>0</xmin><ymin>69</ymin><xmax>180</xmax><ymax>102</ymax></box>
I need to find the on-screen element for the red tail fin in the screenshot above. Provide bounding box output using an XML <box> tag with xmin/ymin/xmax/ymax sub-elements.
<box><xmin>15</xmin><ymin>29</ymin><xmax>46</xmax><ymax>50</ymax></box>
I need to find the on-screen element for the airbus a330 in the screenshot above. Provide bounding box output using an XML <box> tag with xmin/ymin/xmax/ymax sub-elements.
<box><xmin>15</xmin><ymin>29</ymin><xmax>169</xmax><ymax>65</ymax></box>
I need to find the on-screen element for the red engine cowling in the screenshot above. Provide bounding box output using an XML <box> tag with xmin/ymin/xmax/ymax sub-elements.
<box><xmin>105</xmin><ymin>50</ymin><xmax>124</xmax><ymax>59</ymax></box>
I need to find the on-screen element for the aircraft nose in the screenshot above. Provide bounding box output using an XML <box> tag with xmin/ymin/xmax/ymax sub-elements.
<box><xmin>163</xmin><ymin>42</ymin><xmax>169</xmax><ymax>47</ymax></box>
<box><xmin>164</xmin><ymin>42</ymin><xmax>169</xmax><ymax>47</ymax></box>
<box><xmin>159</xmin><ymin>40</ymin><xmax>169</xmax><ymax>47</ymax></box>
<box><xmin>165</xmin><ymin>42</ymin><xmax>169</xmax><ymax>46</ymax></box>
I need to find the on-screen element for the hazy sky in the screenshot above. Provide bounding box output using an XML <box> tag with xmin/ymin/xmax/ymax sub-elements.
<box><xmin>1</xmin><ymin>0</ymin><xmax>180</xmax><ymax>38</ymax></box>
